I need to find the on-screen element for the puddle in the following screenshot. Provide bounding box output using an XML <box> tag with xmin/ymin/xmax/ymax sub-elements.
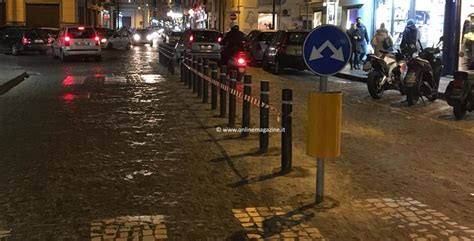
<box><xmin>124</xmin><ymin>170</ymin><xmax>154</xmax><ymax>180</ymax></box>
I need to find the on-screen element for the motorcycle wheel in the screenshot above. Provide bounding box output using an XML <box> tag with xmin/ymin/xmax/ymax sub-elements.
<box><xmin>453</xmin><ymin>101</ymin><xmax>467</xmax><ymax>120</ymax></box>
<box><xmin>406</xmin><ymin>86</ymin><xmax>419</xmax><ymax>106</ymax></box>
<box><xmin>367</xmin><ymin>71</ymin><xmax>384</xmax><ymax>99</ymax></box>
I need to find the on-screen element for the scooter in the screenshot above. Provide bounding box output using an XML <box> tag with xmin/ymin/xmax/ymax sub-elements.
<box><xmin>404</xmin><ymin>37</ymin><xmax>444</xmax><ymax>106</ymax></box>
<box><xmin>445</xmin><ymin>71</ymin><xmax>474</xmax><ymax>120</ymax></box>
<box><xmin>364</xmin><ymin>50</ymin><xmax>407</xmax><ymax>99</ymax></box>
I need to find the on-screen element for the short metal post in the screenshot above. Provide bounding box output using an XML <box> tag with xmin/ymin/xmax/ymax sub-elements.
<box><xmin>180</xmin><ymin>56</ymin><xmax>184</xmax><ymax>82</ymax></box>
<box><xmin>241</xmin><ymin>74</ymin><xmax>252</xmax><ymax>138</ymax></box>
<box><xmin>184</xmin><ymin>54</ymin><xmax>189</xmax><ymax>86</ymax></box>
<box><xmin>187</xmin><ymin>54</ymin><xmax>192</xmax><ymax>89</ymax></box>
<box><xmin>228</xmin><ymin>70</ymin><xmax>237</xmax><ymax>127</ymax></box>
<box><xmin>192</xmin><ymin>56</ymin><xmax>197</xmax><ymax>93</ymax></box>
<box><xmin>197</xmin><ymin>58</ymin><xmax>203</xmax><ymax>97</ymax></box>
<box><xmin>316</xmin><ymin>75</ymin><xmax>328</xmax><ymax>204</ymax></box>
<box><xmin>259</xmin><ymin>81</ymin><xmax>269</xmax><ymax>153</ymax></box>
<box><xmin>211</xmin><ymin>63</ymin><xmax>218</xmax><ymax>110</ymax></box>
<box><xmin>281</xmin><ymin>89</ymin><xmax>293</xmax><ymax>174</ymax></box>
<box><xmin>219</xmin><ymin>65</ymin><xmax>227</xmax><ymax>118</ymax></box>
<box><xmin>168</xmin><ymin>55</ymin><xmax>174</xmax><ymax>74</ymax></box>
<box><xmin>203</xmin><ymin>59</ymin><xmax>209</xmax><ymax>103</ymax></box>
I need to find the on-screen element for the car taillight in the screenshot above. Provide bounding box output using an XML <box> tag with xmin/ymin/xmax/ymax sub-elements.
<box><xmin>217</xmin><ymin>37</ymin><xmax>222</xmax><ymax>43</ymax></box>
<box><xmin>453</xmin><ymin>79</ymin><xmax>465</xmax><ymax>89</ymax></box>
<box><xmin>94</xmin><ymin>36</ymin><xmax>100</xmax><ymax>46</ymax></box>
<box><xmin>22</xmin><ymin>37</ymin><xmax>29</xmax><ymax>45</ymax></box>
<box><xmin>189</xmin><ymin>35</ymin><xmax>194</xmax><ymax>42</ymax></box>
<box><xmin>237</xmin><ymin>57</ymin><xmax>246</xmax><ymax>66</ymax></box>
<box><xmin>78</xmin><ymin>26</ymin><xmax>85</xmax><ymax>30</ymax></box>
<box><xmin>64</xmin><ymin>36</ymin><xmax>71</xmax><ymax>46</ymax></box>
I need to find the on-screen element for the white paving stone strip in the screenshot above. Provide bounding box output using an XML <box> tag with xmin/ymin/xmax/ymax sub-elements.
<box><xmin>90</xmin><ymin>215</ymin><xmax>167</xmax><ymax>241</ymax></box>
<box><xmin>355</xmin><ymin>197</ymin><xmax>474</xmax><ymax>240</ymax></box>
<box><xmin>232</xmin><ymin>206</ymin><xmax>327</xmax><ymax>240</ymax></box>
<box><xmin>0</xmin><ymin>229</ymin><xmax>11</xmax><ymax>241</ymax></box>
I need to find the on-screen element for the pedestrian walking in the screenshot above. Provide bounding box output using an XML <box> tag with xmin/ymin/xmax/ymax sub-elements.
<box><xmin>371</xmin><ymin>23</ymin><xmax>393</xmax><ymax>57</ymax></box>
<box><xmin>400</xmin><ymin>19</ymin><xmax>420</xmax><ymax>56</ymax></box>
<box><xmin>347</xmin><ymin>23</ymin><xmax>361</xmax><ymax>70</ymax></box>
<box><xmin>356</xmin><ymin>17</ymin><xmax>369</xmax><ymax>68</ymax></box>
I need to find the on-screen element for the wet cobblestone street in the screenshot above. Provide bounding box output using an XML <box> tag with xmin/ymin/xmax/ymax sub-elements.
<box><xmin>0</xmin><ymin>47</ymin><xmax>263</xmax><ymax>240</ymax></box>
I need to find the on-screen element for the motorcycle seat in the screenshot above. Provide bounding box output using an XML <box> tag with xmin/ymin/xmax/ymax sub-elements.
<box><xmin>454</xmin><ymin>71</ymin><xmax>474</xmax><ymax>81</ymax></box>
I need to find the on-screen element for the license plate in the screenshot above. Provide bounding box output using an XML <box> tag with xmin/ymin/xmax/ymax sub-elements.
<box><xmin>405</xmin><ymin>72</ymin><xmax>417</xmax><ymax>85</ymax></box>
<box><xmin>34</xmin><ymin>39</ymin><xmax>44</xmax><ymax>43</ymax></box>
<box><xmin>200</xmin><ymin>45</ymin><xmax>212</xmax><ymax>50</ymax></box>
<box><xmin>296</xmin><ymin>50</ymin><xmax>302</xmax><ymax>55</ymax></box>
<box><xmin>363</xmin><ymin>62</ymin><xmax>372</xmax><ymax>71</ymax></box>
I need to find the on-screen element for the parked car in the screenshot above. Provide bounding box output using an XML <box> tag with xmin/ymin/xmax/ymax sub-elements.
<box><xmin>165</xmin><ymin>31</ymin><xmax>183</xmax><ymax>45</ymax></box>
<box><xmin>0</xmin><ymin>26</ymin><xmax>50</xmax><ymax>55</ymax></box>
<box><xmin>132</xmin><ymin>29</ymin><xmax>153</xmax><ymax>46</ymax></box>
<box><xmin>51</xmin><ymin>26</ymin><xmax>101</xmax><ymax>62</ymax></box>
<box><xmin>175</xmin><ymin>29</ymin><xmax>222</xmax><ymax>61</ymax></box>
<box><xmin>96</xmin><ymin>28</ymin><xmax>131</xmax><ymax>50</ymax></box>
<box><xmin>39</xmin><ymin>27</ymin><xmax>59</xmax><ymax>45</ymax></box>
<box><xmin>262</xmin><ymin>30</ymin><xmax>310</xmax><ymax>74</ymax></box>
<box><xmin>244</xmin><ymin>30</ymin><xmax>276</xmax><ymax>65</ymax></box>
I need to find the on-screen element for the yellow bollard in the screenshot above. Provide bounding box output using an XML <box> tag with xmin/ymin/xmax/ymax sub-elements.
<box><xmin>307</xmin><ymin>91</ymin><xmax>342</xmax><ymax>158</ymax></box>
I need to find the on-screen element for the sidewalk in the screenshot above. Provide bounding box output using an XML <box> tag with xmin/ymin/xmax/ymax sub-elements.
<box><xmin>0</xmin><ymin>55</ymin><xmax>28</xmax><ymax>94</ymax></box>
<box><xmin>336</xmin><ymin>66</ymin><xmax>452</xmax><ymax>94</ymax></box>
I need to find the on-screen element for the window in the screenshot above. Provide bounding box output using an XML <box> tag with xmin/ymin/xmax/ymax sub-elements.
<box><xmin>287</xmin><ymin>32</ymin><xmax>309</xmax><ymax>45</ymax></box>
<box><xmin>191</xmin><ymin>31</ymin><xmax>220</xmax><ymax>42</ymax></box>
<box><xmin>67</xmin><ymin>27</ymin><xmax>95</xmax><ymax>38</ymax></box>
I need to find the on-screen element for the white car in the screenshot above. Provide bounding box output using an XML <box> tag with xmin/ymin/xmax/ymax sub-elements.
<box><xmin>52</xmin><ymin>26</ymin><xmax>101</xmax><ymax>62</ymax></box>
<box><xmin>96</xmin><ymin>28</ymin><xmax>131</xmax><ymax>50</ymax></box>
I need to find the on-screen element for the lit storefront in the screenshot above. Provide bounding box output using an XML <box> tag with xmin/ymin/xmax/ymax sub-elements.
<box><xmin>188</xmin><ymin>5</ymin><xmax>208</xmax><ymax>29</ymax></box>
<box><xmin>374</xmin><ymin>0</ymin><xmax>445</xmax><ymax>49</ymax></box>
<box><xmin>258</xmin><ymin>13</ymin><xmax>276</xmax><ymax>30</ymax></box>
<box><xmin>459</xmin><ymin>1</ymin><xmax>474</xmax><ymax>70</ymax></box>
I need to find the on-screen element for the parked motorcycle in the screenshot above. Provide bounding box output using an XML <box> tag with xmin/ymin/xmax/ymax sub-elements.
<box><xmin>227</xmin><ymin>51</ymin><xmax>247</xmax><ymax>81</ymax></box>
<box><xmin>364</xmin><ymin>50</ymin><xmax>407</xmax><ymax>99</ymax></box>
<box><xmin>404</xmin><ymin>37</ymin><xmax>444</xmax><ymax>106</ymax></box>
<box><xmin>445</xmin><ymin>71</ymin><xmax>474</xmax><ymax>120</ymax></box>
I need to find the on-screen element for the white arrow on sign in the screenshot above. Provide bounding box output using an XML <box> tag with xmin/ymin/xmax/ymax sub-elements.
<box><xmin>309</xmin><ymin>40</ymin><xmax>345</xmax><ymax>62</ymax></box>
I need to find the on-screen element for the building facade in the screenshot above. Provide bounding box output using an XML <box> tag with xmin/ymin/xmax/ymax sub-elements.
<box><xmin>3</xmin><ymin>0</ymin><xmax>77</xmax><ymax>27</ymax></box>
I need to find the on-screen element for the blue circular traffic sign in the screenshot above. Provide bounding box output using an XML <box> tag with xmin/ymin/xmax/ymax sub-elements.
<box><xmin>303</xmin><ymin>25</ymin><xmax>352</xmax><ymax>76</ymax></box>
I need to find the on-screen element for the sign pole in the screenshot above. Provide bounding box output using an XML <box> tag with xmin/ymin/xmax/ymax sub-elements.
<box><xmin>316</xmin><ymin>75</ymin><xmax>327</xmax><ymax>204</ymax></box>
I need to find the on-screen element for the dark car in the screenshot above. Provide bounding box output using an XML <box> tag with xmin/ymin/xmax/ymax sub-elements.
<box><xmin>262</xmin><ymin>30</ymin><xmax>310</xmax><ymax>74</ymax></box>
<box><xmin>244</xmin><ymin>30</ymin><xmax>276</xmax><ymax>65</ymax></box>
<box><xmin>132</xmin><ymin>29</ymin><xmax>153</xmax><ymax>46</ymax></box>
<box><xmin>175</xmin><ymin>29</ymin><xmax>222</xmax><ymax>60</ymax></box>
<box><xmin>0</xmin><ymin>26</ymin><xmax>50</xmax><ymax>55</ymax></box>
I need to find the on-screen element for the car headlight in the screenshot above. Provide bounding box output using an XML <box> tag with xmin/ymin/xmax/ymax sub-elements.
<box><xmin>101</xmin><ymin>38</ymin><xmax>107</xmax><ymax>43</ymax></box>
<box><xmin>133</xmin><ymin>34</ymin><xmax>140</xmax><ymax>41</ymax></box>
<box><xmin>146</xmin><ymin>35</ymin><xmax>153</xmax><ymax>41</ymax></box>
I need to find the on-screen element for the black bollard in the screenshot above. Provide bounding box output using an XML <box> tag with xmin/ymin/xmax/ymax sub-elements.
<box><xmin>228</xmin><ymin>70</ymin><xmax>237</xmax><ymax>127</ymax></box>
<box><xmin>187</xmin><ymin>54</ymin><xmax>192</xmax><ymax>89</ymax></box>
<box><xmin>211</xmin><ymin>63</ymin><xmax>218</xmax><ymax>110</ymax></box>
<box><xmin>281</xmin><ymin>89</ymin><xmax>293</xmax><ymax>174</ymax></box>
<box><xmin>192</xmin><ymin>56</ymin><xmax>197</xmax><ymax>93</ymax></box>
<box><xmin>259</xmin><ymin>81</ymin><xmax>269</xmax><ymax>153</ymax></box>
<box><xmin>197</xmin><ymin>58</ymin><xmax>203</xmax><ymax>97</ymax></box>
<box><xmin>180</xmin><ymin>56</ymin><xmax>184</xmax><ymax>82</ymax></box>
<box><xmin>241</xmin><ymin>74</ymin><xmax>252</xmax><ymax>138</ymax></box>
<box><xmin>219</xmin><ymin>65</ymin><xmax>227</xmax><ymax>118</ymax></box>
<box><xmin>184</xmin><ymin>54</ymin><xmax>189</xmax><ymax>86</ymax></box>
<box><xmin>168</xmin><ymin>55</ymin><xmax>174</xmax><ymax>74</ymax></box>
<box><xmin>203</xmin><ymin>59</ymin><xmax>209</xmax><ymax>103</ymax></box>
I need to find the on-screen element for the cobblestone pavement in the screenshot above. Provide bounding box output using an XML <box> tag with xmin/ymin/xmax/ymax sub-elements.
<box><xmin>0</xmin><ymin>47</ymin><xmax>265</xmax><ymax>240</ymax></box>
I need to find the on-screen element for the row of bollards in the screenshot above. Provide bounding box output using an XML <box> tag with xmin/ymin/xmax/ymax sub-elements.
<box><xmin>179</xmin><ymin>53</ymin><xmax>293</xmax><ymax>174</ymax></box>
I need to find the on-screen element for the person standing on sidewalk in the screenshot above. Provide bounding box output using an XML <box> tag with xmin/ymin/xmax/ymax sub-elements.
<box><xmin>356</xmin><ymin>17</ymin><xmax>369</xmax><ymax>69</ymax></box>
<box><xmin>400</xmin><ymin>19</ymin><xmax>420</xmax><ymax>56</ymax></box>
<box><xmin>371</xmin><ymin>23</ymin><xmax>393</xmax><ymax>57</ymax></box>
<box><xmin>347</xmin><ymin>23</ymin><xmax>362</xmax><ymax>70</ymax></box>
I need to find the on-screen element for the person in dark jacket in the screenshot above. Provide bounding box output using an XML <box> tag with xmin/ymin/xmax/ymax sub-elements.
<box><xmin>356</xmin><ymin>17</ymin><xmax>369</xmax><ymax>69</ymax></box>
<box><xmin>347</xmin><ymin>23</ymin><xmax>362</xmax><ymax>70</ymax></box>
<box><xmin>221</xmin><ymin>25</ymin><xmax>245</xmax><ymax>65</ymax></box>
<box><xmin>400</xmin><ymin>19</ymin><xmax>420</xmax><ymax>56</ymax></box>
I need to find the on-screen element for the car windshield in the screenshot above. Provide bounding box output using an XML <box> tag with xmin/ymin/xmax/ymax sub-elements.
<box><xmin>136</xmin><ymin>29</ymin><xmax>150</xmax><ymax>35</ymax></box>
<box><xmin>67</xmin><ymin>27</ymin><xmax>95</xmax><ymax>38</ymax></box>
<box><xmin>287</xmin><ymin>32</ymin><xmax>309</xmax><ymax>45</ymax></box>
<box><xmin>192</xmin><ymin>31</ymin><xmax>220</xmax><ymax>43</ymax></box>
<box><xmin>27</xmin><ymin>29</ymin><xmax>49</xmax><ymax>39</ymax></box>
<box><xmin>170</xmin><ymin>32</ymin><xmax>183</xmax><ymax>37</ymax></box>
<box><xmin>96</xmin><ymin>28</ymin><xmax>114</xmax><ymax>37</ymax></box>
<box><xmin>258</xmin><ymin>32</ymin><xmax>275</xmax><ymax>41</ymax></box>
